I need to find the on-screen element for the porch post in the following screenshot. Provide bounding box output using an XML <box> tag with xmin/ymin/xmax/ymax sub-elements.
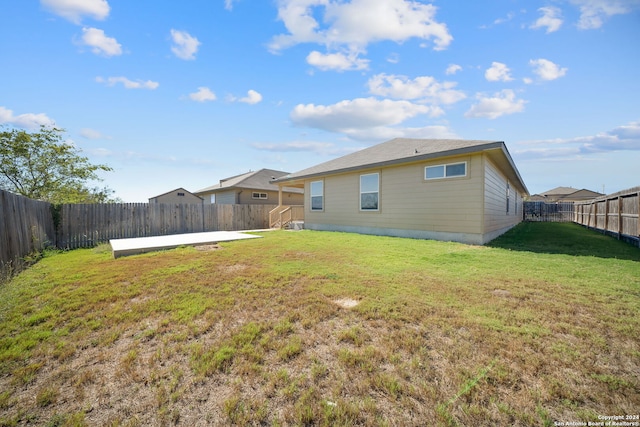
<box><xmin>278</xmin><ymin>184</ymin><xmax>283</xmax><ymax>206</ymax></box>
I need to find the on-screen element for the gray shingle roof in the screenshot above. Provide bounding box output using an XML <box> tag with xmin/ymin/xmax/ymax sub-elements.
<box><xmin>195</xmin><ymin>168</ymin><xmax>303</xmax><ymax>194</ymax></box>
<box><xmin>276</xmin><ymin>138</ymin><xmax>505</xmax><ymax>182</ymax></box>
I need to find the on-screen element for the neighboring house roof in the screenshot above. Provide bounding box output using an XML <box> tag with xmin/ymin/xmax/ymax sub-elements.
<box><xmin>195</xmin><ymin>168</ymin><xmax>304</xmax><ymax>194</ymax></box>
<box><xmin>562</xmin><ymin>189</ymin><xmax>603</xmax><ymax>200</ymax></box>
<box><xmin>541</xmin><ymin>186</ymin><xmax>580</xmax><ymax>197</ymax></box>
<box><xmin>536</xmin><ymin>187</ymin><xmax>603</xmax><ymax>201</ymax></box>
<box><xmin>276</xmin><ymin>138</ymin><xmax>529</xmax><ymax>195</ymax></box>
<box><xmin>149</xmin><ymin>187</ymin><xmax>202</xmax><ymax>200</ymax></box>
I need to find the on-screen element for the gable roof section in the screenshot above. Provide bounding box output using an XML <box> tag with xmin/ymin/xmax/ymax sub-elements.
<box><xmin>541</xmin><ymin>186</ymin><xmax>580</xmax><ymax>197</ymax></box>
<box><xmin>565</xmin><ymin>189</ymin><xmax>603</xmax><ymax>199</ymax></box>
<box><xmin>149</xmin><ymin>187</ymin><xmax>202</xmax><ymax>200</ymax></box>
<box><xmin>276</xmin><ymin>138</ymin><xmax>529</xmax><ymax>195</ymax></box>
<box><xmin>196</xmin><ymin>169</ymin><xmax>303</xmax><ymax>194</ymax></box>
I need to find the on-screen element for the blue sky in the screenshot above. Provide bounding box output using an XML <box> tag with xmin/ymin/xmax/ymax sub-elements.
<box><xmin>1</xmin><ymin>0</ymin><xmax>639</xmax><ymax>201</ymax></box>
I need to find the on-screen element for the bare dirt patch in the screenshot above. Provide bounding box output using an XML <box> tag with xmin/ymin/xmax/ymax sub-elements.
<box><xmin>194</xmin><ymin>244</ymin><xmax>222</xmax><ymax>252</ymax></box>
<box><xmin>333</xmin><ymin>298</ymin><xmax>360</xmax><ymax>308</ymax></box>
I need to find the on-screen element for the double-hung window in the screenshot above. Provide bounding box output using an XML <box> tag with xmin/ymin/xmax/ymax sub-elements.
<box><xmin>310</xmin><ymin>181</ymin><xmax>324</xmax><ymax>211</ymax></box>
<box><xmin>360</xmin><ymin>173</ymin><xmax>379</xmax><ymax>211</ymax></box>
<box><xmin>425</xmin><ymin>162</ymin><xmax>466</xmax><ymax>180</ymax></box>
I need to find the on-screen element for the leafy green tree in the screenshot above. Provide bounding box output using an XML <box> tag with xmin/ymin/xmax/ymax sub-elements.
<box><xmin>0</xmin><ymin>126</ymin><xmax>117</xmax><ymax>203</ymax></box>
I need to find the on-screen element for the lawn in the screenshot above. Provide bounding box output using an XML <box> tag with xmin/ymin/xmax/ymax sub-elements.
<box><xmin>0</xmin><ymin>222</ymin><xmax>638</xmax><ymax>426</ymax></box>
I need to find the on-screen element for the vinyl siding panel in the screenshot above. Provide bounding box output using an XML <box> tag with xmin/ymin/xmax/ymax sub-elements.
<box><xmin>483</xmin><ymin>158</ymin><xmax>522</xmax><ymax>235</ymax></box>
<box><xmin>305</xmin><ymin>154</ymin><xmax>486</xmax><ymax>239</ymax></box>
<box><xmin>237</xmin><ymin>189</ymin><xmax>303</xmax><ymax>205</ymax></box>
<box><xmin>216</xmin><ymin>191</ymin><xmax>237</xmax><ymax>205</ymax></box>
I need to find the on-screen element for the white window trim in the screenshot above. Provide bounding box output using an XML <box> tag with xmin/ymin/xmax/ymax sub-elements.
<box><xmin>360</xmin><ymin>172</ymin><xmax>380</xmax><ymax>211</ymax></box>
<box><xmin>310</xmin><ymin>180</ymin><xmax>324</xmax><ymax>211</ymax></box>
<box><xmin>425</xmin><ymin>161</ymin><xmax>467</xmax><ymax>180</ymax></box>
<box><xmin>252</xmin><ymin>192</ymin><xmax>268</xmax><ymax>200</ymax></box>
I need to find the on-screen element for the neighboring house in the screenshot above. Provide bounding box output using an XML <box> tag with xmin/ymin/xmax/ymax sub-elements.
<box><xmin>529</xmin><ymin>186</ymin><xmax>603</xmax><ymax>202</ymax></box>
<box><xmin>149</xmin><ymin>188</ymin><xmax>203</xmax><ymax>204</ymax></box>
<box><xmin>194</xmin><ymin>168</ymin><xmax>304</xmax><ymax>205</ymax></box>
<box><xmin>274</xmin><ymin>138</ymin><xmax>529</xmax><ymax>245</ymax></box>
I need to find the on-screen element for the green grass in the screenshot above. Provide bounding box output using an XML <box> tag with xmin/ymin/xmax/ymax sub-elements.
<box><xmin>0</xmin><ymin>223</ymin><xmax>638</xmax><ymax>426</ymax></box>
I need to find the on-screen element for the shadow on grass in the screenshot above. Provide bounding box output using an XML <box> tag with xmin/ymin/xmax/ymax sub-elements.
<box><xmin>487</xmin><ymin>222</ymin><xmax>640</xmax><ymax>261</ymax></box>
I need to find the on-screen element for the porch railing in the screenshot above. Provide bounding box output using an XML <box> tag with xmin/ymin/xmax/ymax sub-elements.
<box><xmin>269</xmin><ymin>205</ymin><xmax>304</xmax><ymax>229</ymax></box>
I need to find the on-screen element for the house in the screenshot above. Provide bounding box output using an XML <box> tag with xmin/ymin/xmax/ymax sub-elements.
<box><xmin>149</xmin><ymin>188</ymin><xmax>203</xmax><ymax>204</ymax></box>
<box><xmin>194</xmin><ymin>168</ymin><xmax>304</xmax><ymax>205</ymax></box>
<box><xmin>529</xmin><ymin>186</ymin><xmax>603</xmax><ymax>202</ymax></box>
<box><xmin>273</xmin><ymin>138</ymin><xmax>529</xmax><ymax>245</ymax></box>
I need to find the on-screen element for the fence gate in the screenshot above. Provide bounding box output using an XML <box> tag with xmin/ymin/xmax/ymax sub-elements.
<box><xmin>523</xmin><ymin>201</ymin><xmax>574</xmax><ymax>222</ymax></box>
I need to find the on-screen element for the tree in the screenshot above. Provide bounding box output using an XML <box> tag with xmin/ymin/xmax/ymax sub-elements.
<box><xmin>0</xmin><ymin>126</ymin><xmax>116</xmax><ymax>203</ymax></box>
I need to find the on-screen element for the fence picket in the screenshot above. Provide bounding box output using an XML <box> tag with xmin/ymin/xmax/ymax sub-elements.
<box><xmin>573</xmin><ymin>187</ymin><xmax>640</xmax><ymax>247</ymax></box>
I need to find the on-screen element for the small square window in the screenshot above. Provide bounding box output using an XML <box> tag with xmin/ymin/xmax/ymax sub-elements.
<box><xmin>426</xmin><ymin>165</ymin><xmax>445</xmax><ymax>179</ymax></box>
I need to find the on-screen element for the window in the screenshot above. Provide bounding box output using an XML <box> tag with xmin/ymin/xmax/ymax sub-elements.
<box><xmin>360</xmin><ymin>173</ymin><xmax>379</xmax><ymax>211</ymax></box>
<box><xmin>210</xmin><ymin>194</ymin><xmax>216</xmax><ymax>203</ymax></box>
<box><xmin>252</xmin><ymin>192</ymin><xmax>268</xmax><ymax>199</ymax></box>
<box><xmin>425</xmin><ymin>162</ymin><xmax>467</xmax><ymax>180</ymax></box>
<box><xmin>177</xmin><ymin>192</ymin><xmax>185</xmax><ymax>196</ymax></box>
<box><xmin>310</xmin><ymin>181</ymin><xmax>323</xmax><ymax>211</ymax></box>
<box><xmin>506</xmin><ymin>182</ymin><xmax>510</xmax><ymax>214</ymax></box>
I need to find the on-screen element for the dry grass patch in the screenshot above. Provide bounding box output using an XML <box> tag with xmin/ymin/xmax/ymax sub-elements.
<box><xmin>0</xmin><ymin>224</ymin><xmax>638</xmax><ymax>425</ymax></box>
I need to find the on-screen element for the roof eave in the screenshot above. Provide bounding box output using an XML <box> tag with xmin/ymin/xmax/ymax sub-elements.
<box><xmin>275</xmin><ymin>142</ymin><xmax>506</xmax><ymax>184</ymax></box>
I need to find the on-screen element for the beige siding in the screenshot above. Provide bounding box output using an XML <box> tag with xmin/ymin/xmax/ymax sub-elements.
<box><xmin>216</xmin><ymin>191</ymin><xmax>237</xmax><ymax>204</ymax></box>
<box><xmin>201</xmin><ymin>189</ymin><xmax>303</xmax><ymax>205</ymax></box>
<box><xmin>305</xmin><ymin>154</ymin><xmax>486</xmax><ymax>241</ymax></box>
<box><xmin>237</xmin><ymin>190</ymin><xmax>303</xmax><ymax>205</ymax></box>
<box><xmin>483</xmin><ymin>158</ymin><xmax>522</xmax><ymax>237</ymax></box>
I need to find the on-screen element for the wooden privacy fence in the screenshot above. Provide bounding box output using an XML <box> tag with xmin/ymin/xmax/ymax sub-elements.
<box><xmin>0</xmin><ymin>190</ymin><xmax>56</xmax><ymax>279</ymax></box>
<box><xmin>1</xmin><ymin>189</ymin><xmax>280</xmax><ymax>277</ymax></box>
<box><xmin>523</xmin><ymin>201</ymin><xmax>574</xmax><ymax>222</ymax></box>
<box><xmin>573</xmin><ymin>187</ymin><xmax>640</xmax><ymax>247</ymax></box>
<box><xmin>58</xmin><ymin>203</ymin><xmax>278</xmax><ymax>249</ymax></box>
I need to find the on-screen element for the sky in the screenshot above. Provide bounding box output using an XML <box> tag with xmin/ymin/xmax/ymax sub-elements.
<box><xmin>1</xmin><ymin>0</ymin><xmax>639</xmax><ymax>202</ymax></box>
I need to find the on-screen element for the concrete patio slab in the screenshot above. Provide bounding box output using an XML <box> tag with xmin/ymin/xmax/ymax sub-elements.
<box><xmin>109</xmin><ymin>230</ymin><xmax>263</xmax><ymax>258</ymax></box>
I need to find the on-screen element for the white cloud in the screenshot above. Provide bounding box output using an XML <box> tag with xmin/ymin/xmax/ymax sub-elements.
<box><xmin>515</xmin><ymin>120</ymin><xmax>640</xmax><ymax>160</ymax></box>
<box><xmin>367</xmin><ymin>73</ymin><xmax>465</xmax><ymax>106</ymax></box>
<box><xmin>96</xmin><ymin>76</ymin><xmax>159</xmax><ymax>90</ymax></box>
<box><xmin>485</xmin><ymin>62</ymin><xmax>513</xmax><ymax>82</ymax></box>
<box><xmin>445</xmin><ymin>64</ymin><xmax>462</xmax><ymax>75</ymax></box>
<box><xmin>493</xmin><ymin>12</ymin><xmax>515</xmax><ymax>25</ymax></box>
<box><xmin>170</xmin><ymin>29</ymin><xmax>200</xmax><ymax>60</ymax></box>
<box><xmin>290</xmin><ymin>97</ymin><xmax>445</xmax><ymax>140</ymax></box>
<box><xmin>529</xmin><ymin>58</ymin><xmax>567</xmax><ymax>81</ymax></box>
<box><xmin>306</xmin><ymin>51</ymin><xmax>369</xmax><ymax>71</ymax></box>
<box><xmin>465</xmin><ymin>89</ymin><xmax>526</xmax><ymax>119</ymax></box>
<box><xmin>0</xmin><ymin>106</ymin><xmax>56</xmax><ymax>129</ymax></box>
<box><xmin>238</xmin><ymin>90</ymin><xmax>263</xmax><ymax>104</ymax></box>
<box><xmin>80</xmin><ymin>128</ymin><xmax>109</xmax><ymax>139</ymax></box>
<box><xmin>227</xmin><ymin>90</ymin><xmax>263</xmax><ymax>104</ymax></box>
<box><xmin>79</xmin><ymin>27</ymin><xmax>122</xmax><ymax>56</ymax></box>
<box><xmin>530</xmin><ymin>6</ymin><xmax>563</xmax><ymax>33</ymax></box>
<box><xmin>41</xmin><ymin>0</ymin><xmax>110</xmax><ymax>24</ymax></box>
<box><xmin>269</xmin><ymin>0</ymin><xmax>452</xmax><ymax>69</ymax></box>
<box><xmin>347</xmin><ymin>125</ymin><xmax>460</xmax><ymax>141</ymax></box>
<box><xmin>386</xmin><ymin>53</ymin><xmax>400</xmax><ymax>64</ymax></box>
<box><xmin>189</xmin><ymin>87</ymin><xmax>217</xmax><ymax>102</ymax></box>
<box><xmin>251</xmin><ymin>141</ymin><xmax>354</xmax><ymax>156</ymax></box>
<box><xmin>224</xmin><ymin>0</ymin><xmax>239</xmax><ymax>11</ymax></box>
<box><xmin>569</xmin><ymin>0</ymin><xmax>639</xmax><ymax>30</ymax></box>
